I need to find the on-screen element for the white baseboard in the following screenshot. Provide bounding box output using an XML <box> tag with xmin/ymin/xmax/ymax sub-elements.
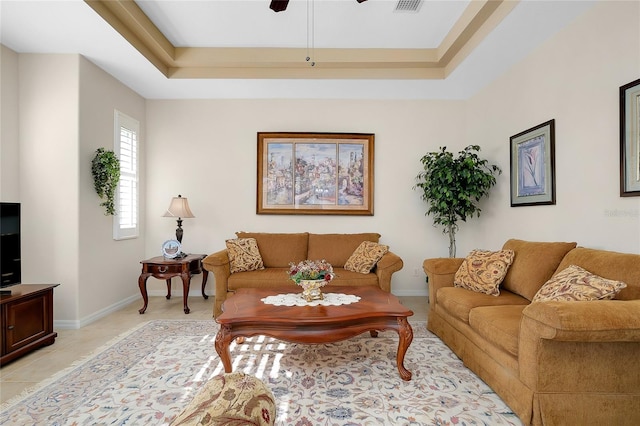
<box><xmin>54</xmin><ymin>294</ymin><xmax>140</xmax><ymax>330</ymax></box>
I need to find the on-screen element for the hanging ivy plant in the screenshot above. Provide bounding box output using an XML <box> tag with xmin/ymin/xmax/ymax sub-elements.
<box><xmin>91</xmin><ymin>148</ymin><xmax>120</xmax><ymax>216</ymax></box>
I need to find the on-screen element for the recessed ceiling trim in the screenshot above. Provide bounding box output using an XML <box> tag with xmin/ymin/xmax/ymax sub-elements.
<box><xmin>174</xmin><ymin>48</ymin><xmax>440</xmax><ymax>66</ymax></box>
<box><xmin>438</xmin><ymin>0</ymin><xmax>516</xmax><ymax>70</ymax></box>
<box><xmin>169</xmin><ymin>67</ymin><xmax>445</xmax><ymax>80</ymax></box>
<box><xmin>443</xmin><ymin>0</ymin><xmax>519</xmax><ymax>76</ymax></box>
<box><xmin>85</xmin><ymin>0</ymin><xmax>514</xmax><ymax>80</ymax></box>
<box><xmin>85</xmin><ymin>0</ymin><xmax>174</xmax><ymax>73</ymax></box>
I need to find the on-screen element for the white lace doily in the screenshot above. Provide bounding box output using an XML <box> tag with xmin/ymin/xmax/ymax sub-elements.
<box><xmin>261</xmin><ymin>293</ymin><xmax>360</xmax><ymax>307</ymax></box>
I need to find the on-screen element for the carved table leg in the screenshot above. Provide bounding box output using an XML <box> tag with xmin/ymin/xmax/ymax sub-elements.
<box><xmin>215</xmin><ymin>325</ymin><xmax>233</xmax><ymax>373</ymax></box>
<box><xmin>181</xmin><ymin>272</ymin><xmax>191</xmax><ymax>314</ymax></box>
<box><xmin>396</xmin><ymin>316</ymin><xmax>414</xmax><ymax>381</ymax></box>
<box><xmin>201</xmin><ymin>269</ymin><xmax>209</xmax><ymax>300</ymax></box>
<box><xmin>138</xmin><ymin>273</ymin><xmax>151</xmax><ymax>314</ymax></box>
<box><xmin>166</xmin><ymin>278</ymin><xmax>172</xmax><ymax>299</ymax></box>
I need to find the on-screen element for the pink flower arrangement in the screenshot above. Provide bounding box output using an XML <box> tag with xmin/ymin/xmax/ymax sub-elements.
<box><xmin>287</xmin><ymin>259</ymin><xmax>334</xmax><ymax>285</ymax></box>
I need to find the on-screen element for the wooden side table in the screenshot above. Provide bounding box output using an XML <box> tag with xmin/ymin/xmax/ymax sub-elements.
<box><xmin>138</xmin><ymin>254</ymin><xmax>208</xmax><ymax>314</ymax></box>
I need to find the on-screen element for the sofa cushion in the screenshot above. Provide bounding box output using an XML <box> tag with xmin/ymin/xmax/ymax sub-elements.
<box><xmin>554</xmin><ymin>247</ymin><xmax>640</xmax><ymax>300</ymax></box>
<box><xmin>437</xmin><ymin>287</ymin><xmax>529</xmax><ymax>324</ymax></box>
<box><xmin>344</xmin><ymin>241</ymin><xmax>389</xmax><ymax>274</ymax></box>
<box><xmin>454</xmin><ymin>249</ymin><xmax>515</xmax><ymax>296</ymax></box>
<box><xmin>307</xmin><ymin>233</ymin><xmax>380</xmax><ymax>267</ymax></box>
<box><xmin>532</xmin><ymin>264</ymin><xmax>627</xmax><ymax>302</ymax></box>
<box><xmin>228</xmin><ymin>268</ymin><xmax>294</xmax><ymax>290</ymax></box>
<box><xmin>225</xmin><ymin>238</ymin><xmax>265</xmax><ymax>273</ymax></box>
<box><xmin>501</xmin><ymin>239</ymin><xmax>577</xmax><ymax>301</ymax></box>
<box><xmin>228</xmin><ymin>267</ymin><xmax>379</xmax><ymax>290</ymax></box>
<box><xmin>330</xmin><ymin>268</ymin><xmax>380</xmax><ymax>286</ymax></box>
<box><xmin>469</xmin><ymin>305</ymin><xmax>525</xmax><ymax>357</ymax></box>
<box><xmin>236</xmin><ymin>232</ymin><xmax>308</xmax><ymax>268</ymax></box>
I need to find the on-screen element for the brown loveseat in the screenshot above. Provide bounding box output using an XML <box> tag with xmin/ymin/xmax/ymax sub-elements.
<box><xmin>423</xmin><ymin>239</ymin><xmax>640</xmax><ymax>426</ymax></box>
<box><xmin>204</xmin><ymin>232</ymin><xmax>403</xmax><ymax>317</ymax></box>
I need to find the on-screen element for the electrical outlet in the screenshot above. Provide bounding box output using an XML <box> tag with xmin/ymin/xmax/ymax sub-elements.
<box><xmin>413</xmin><ymin>268</ymin><xmax>420</xmax><ymax>277</ymax></box>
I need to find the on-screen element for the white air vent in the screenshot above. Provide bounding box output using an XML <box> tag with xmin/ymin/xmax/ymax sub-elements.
<box><xmin>395</xmin><ymin>0</ymin><xmax>423</xmax><ymax>12</ymax></box>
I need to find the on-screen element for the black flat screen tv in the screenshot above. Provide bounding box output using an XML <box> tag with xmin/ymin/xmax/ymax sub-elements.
<box><xmin>1</xmin><ymin>202</ymin><xmax>21</xmax><ymax>288</ymax></box>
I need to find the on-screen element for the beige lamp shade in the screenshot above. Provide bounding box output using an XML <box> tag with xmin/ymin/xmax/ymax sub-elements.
<box><xmin>163</xmin><ymin>195</ymin><xmax>194</xmax><ymax>245</ymax></box>
<box><xmin>163</xmin><ymin>195</ymin><xmax>195</xmax><ymax>219</ymax></box>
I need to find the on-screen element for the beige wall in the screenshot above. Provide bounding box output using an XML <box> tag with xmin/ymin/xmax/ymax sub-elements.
<box><xmin>18</xmin><ymin>54</ymin><xmax>81</xmax><ymax>322</ymax></box>
<box><xmin>462</xmin><ymin>0</ymin><xmax>640</xmax><ymax>255</ymax></box>
<box><xmin>78</xmin><ymin>57</ymin><xmax>146</xmax><ymax>322</ymax></box>
<box><xmin>1</xmin><ymin>45</ymin><xmax>19</xmax><ymax>201</ymax></box>
<box><xmin>145</xmin><ymin>99</ymin><xmax>464</xmax><ymax>296</ymax></box>
<box><xmin>6</xmin><ymin>53</ymin><xmax>146</xmax><ymax>327</ymax></box>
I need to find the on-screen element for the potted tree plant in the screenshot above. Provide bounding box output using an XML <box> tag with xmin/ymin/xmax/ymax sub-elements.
<box><xmin>91</xmin><ymin>148</ymin><xmax>120</xmax><ymax>216</ymax></box>
<box><xmin>415</xmin><ymin>145</ymin><xmax>501</xmax><ymax>257</ymax></box>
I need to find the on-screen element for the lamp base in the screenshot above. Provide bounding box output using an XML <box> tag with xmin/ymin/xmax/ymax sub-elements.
<box><xmin>175</xmin><ymin>220</ymin><xmax>184</xmax><ymax>244</ymax></box>
<box><xmin>174</xmin><ymin>251</ymin><xmax>188</xmax><ymax>259</ymax></box>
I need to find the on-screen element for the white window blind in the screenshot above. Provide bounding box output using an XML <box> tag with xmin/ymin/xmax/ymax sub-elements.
<box><xmin>113</xmin><ymin>110</ymin><xmax>139</xmax><ymax>240</ymax></box>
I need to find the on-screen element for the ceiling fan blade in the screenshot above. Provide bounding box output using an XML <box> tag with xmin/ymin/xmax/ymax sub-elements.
<box><xmin>270</xmin><ymin>0</ymin><xmax>364</xmax><ymax>13</ymax></box>
<box><xmin>270</xmin><ymin>0</ymin><xmax>289</xmax><ymax>12</ymax></box>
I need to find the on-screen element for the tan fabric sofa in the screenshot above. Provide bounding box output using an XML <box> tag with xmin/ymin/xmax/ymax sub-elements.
<box><xmin>423</xmin><ymin>239</ymin><xmax>640</xmax><ymax>426</ymax></box>
<box><xmin>204</xmin><ymin>232</ymin><xmax>403</xmax><ymax>317</ymax></box>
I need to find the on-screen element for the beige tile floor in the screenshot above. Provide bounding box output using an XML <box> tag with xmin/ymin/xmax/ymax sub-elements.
<box><xmin>0</xmin><ymin>294</ymin><xmax>428</xmax><ymax>405</ymax></box>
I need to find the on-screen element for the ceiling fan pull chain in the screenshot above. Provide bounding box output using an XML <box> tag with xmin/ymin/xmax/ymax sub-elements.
<box><xmin>312</xmin><ymin>0</ymin><xmax>315</xmax><ymax>66</ymax></box>
<box><xmin>306</xmin><ymin>0</ymin><xmax>315</xmax><ymax>67</ymax></box>
<box><xmin>306</xmin><ymin>0</ymin><xmax>310</xmax><ymax>62</ymax></box>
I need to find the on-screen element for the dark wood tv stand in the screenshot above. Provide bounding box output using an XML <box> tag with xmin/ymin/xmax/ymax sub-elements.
<box><xmin>1</xmin><ymin>284</ymin><xmax>59</xmax><ymax>366</ymax></box>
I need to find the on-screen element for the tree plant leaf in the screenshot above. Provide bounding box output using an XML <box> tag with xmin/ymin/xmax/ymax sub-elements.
<box><xmin>414</xmin><ymin>145</ymin><xmax>501</xmax><ymax>257</ymax></box>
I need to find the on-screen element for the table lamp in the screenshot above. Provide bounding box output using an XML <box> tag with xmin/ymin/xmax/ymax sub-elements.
<box><xmin>163</xmin><ymin>194</ymin><xmax>195</xmax><ymax>245</ymax></box>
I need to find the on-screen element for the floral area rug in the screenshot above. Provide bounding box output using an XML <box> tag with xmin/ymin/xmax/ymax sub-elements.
<box><xmin>1</xmin><ymin>320</ymin><xmax>522</xmax><ymax>425</ymax></box>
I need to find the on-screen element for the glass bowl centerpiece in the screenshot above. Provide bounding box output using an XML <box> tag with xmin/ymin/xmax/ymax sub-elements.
<box><xmin>287</xmin><ymin>259</ymin><xmax>334</xmax><ymax>302</ymax></box>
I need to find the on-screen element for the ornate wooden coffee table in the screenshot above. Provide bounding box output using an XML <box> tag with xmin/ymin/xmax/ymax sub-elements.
<box><xmin>215</xmin><ymin>285</ymin><xmax>414</xmax><ymax>381</ymax></box>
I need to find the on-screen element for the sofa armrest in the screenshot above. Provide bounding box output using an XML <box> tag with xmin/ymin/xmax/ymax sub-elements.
<box><xmin>521</xmin><ymin>299</ymin><xmax>640</xmax><ymax>342</ymax></box>
<box><xmin>519</xmin><ymin>299</ymin><xmax>640</xmax><ymax>391</ymax></box>
<box><xmin>374</xmin><ymin>251</ymin><xmax>403</xmax><ymax>293</ymax></box>
<box><xmin>203</xmin><ymin>249</ymin><xmax>231</xmax><ymax>317</ymax></box>
<box><xmin>422</xmin><ymin>258</ymin><xmax>464</xmax><ymax>311</ymax></box>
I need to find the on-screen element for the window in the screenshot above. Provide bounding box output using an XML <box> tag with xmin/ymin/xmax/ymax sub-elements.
<box><xmin>113</xmin><ymin>110</ymin><xmax>139</xmax><ymax>240</ymax></box>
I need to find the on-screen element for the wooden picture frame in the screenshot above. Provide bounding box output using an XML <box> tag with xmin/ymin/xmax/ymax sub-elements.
<box><xmin>620</xmin><ymin>78</ymin><xmax>640</xmax><ymax>197</ymax></box>
<box><xmin>257</xmin><ymin>132</ymin><xmax>374</xmax><ymax>215</ymax></box>
<box><xmin>510</xmin><ymin>120</ymin><xmax>556</xmax><ymax>207</ymax></box>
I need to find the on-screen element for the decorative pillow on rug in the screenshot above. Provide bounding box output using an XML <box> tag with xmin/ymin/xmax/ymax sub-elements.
<box><xmin>532</xmin><ymin>264</ymin><xmax>627</xmax><ymax>302</ymax></box>
<box><xmin>170</xmin><ymin>372</ymin><xmax>276</xmax><ymax>426</ymax></box>
<box><xmin>225</xmin><ymin>238</ymin><xmax>265</xmax><ymax>273</ymax></box>
<box><xmin>344</xmin><ymin>241</ymin><xmax>389</xmax><ymax>274</ymax></box>
<box><xmin>454</xmin><ymin>249</ymin><xmax>515</xmax><ymax>296</ymax></box>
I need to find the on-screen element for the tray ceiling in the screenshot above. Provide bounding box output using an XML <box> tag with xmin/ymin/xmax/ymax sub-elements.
<box><xmin>0</xmin><ymin>1</ymin><xmax>594</xmax><ymax>99</ymax></box>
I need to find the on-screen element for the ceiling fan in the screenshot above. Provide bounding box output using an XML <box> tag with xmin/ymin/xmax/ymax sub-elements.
<box><xmin>270</xmin><ymin>0</ymin><xmax>367</xmax><ymax>13</ymax></box>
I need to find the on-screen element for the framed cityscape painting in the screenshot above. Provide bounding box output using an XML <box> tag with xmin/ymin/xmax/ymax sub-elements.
<box><xmin>257</xmin><ymin>132</ymin><xmax>374</xmax><ymax>215</ymax></box>
<box><xmin>510</xmin><ymin>120</ymin><xmax>556</xmax><ymax>207</ymax></box>
<box><xmin>620</xmin><ymin>78</ymin><xmax>640</xmax><ymax>197</ymax></box>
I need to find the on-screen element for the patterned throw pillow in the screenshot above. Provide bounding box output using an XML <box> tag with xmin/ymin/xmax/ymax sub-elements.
<box><xmin>532</xmin><ymin>264</ymin><xmax>627</xmax><ymax>302</ymax></box>
<box><xmin>454</xmin><ymin>249</ymin><xmax>515</xmax><ymax>296</ymax></box>
<box><xmin>225</xmin><ymin>238</ymin><xmax>265</xmax><ymax>273</ymax></box>
<box><xmin>344</xmin><ymin>241</ymin><xmax>389</xmax><ymax>274</ymax></box>
<box><xmin>170</xmin><ymin>372</ymin><xmax>276</xmax><ymax>426</ymax></box>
